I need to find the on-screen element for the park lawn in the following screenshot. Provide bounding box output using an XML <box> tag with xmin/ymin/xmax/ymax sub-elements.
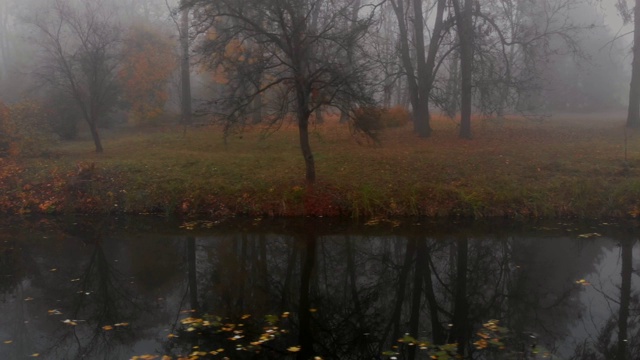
<box><xmin>2</xmin><ymin>113</ymin><xmax>640</xmax><ymax>219</ymax></box>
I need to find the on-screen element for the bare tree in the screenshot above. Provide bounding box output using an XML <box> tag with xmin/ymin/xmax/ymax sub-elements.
<box><xmin>623</xmin><ymin>0</ymin><xmax>640</xmax><ymax>128</ymax></box>
<box><xmin>30</xmin><ymin>0</ymin><xmax>121</xmax><ymax>153</ymax></box>
<box><xmin>184</xmin><ymin>0</ymin><xmax>378</xmax><ymax>185</ymax></box>
<box><xmin>451</xmin><ymin>0</ymin><xmax>588</xmax><ymax>139</ymax></box>
<box><xmin>390</xmin><ymin>0</ymin><xmax>452</xmax><ymax>138</ymax></box>
<box><xmin>179</xmin><ymin>0</ymin><xmax>192</xmax><ymax>127</ymax></box>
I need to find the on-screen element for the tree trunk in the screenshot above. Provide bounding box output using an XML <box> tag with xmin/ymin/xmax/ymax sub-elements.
<box><xmin>454</xmin><ymin>0</ymin><xmax>473</xmax><ymax>139</ymax></box>
<box><xmin>88</xmin><ymin>121</ymin><xmax>104</xmax><ymax>153</ymax></box>
<box><xmin>627</xmin><ymin>0</ymin><xmax>640</xmax><ymax>128</ymax></box>
<box><xmin>298</xmin><ymin>111</ymin><xmax>316</xmax><ymax>184</ymax></box>
<box><xmin>180</xmin><ymin>2</ymin><xmax>192</xmax><ymax>127</ymax></box>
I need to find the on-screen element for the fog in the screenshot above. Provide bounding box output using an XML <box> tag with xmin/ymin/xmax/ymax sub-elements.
<box><xmin>0</xmin><ymin>0</ymin><xmax>637</xmax><ymax>155</ymax></box>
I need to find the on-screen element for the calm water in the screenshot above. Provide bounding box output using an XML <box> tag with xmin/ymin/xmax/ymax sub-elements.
<box><xmin>0</xmin><ymin>216</ymin><xmax>639</xmax><ymax>360</ymax></box>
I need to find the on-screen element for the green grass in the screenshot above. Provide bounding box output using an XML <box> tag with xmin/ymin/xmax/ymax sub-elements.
<box><xmin>4</xmin><ymin>113</ymin><xmax>640</xmax><ymax>219</ymax></box>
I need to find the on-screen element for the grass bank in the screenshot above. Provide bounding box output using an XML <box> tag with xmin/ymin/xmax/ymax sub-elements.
<box><xmin>2</xmin><ymin>113</ymin><xmax>640</xmax><ymax>219</ymax></box>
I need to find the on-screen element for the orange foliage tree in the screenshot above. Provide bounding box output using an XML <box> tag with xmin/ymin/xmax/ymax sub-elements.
<box><xmin>119</xmin><ymin>23</ymin><xmax>177</xmax><ymax>125</ymax></box>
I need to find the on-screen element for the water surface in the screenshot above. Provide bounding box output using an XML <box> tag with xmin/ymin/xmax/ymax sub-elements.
<box><xmin>0</xmin><ymin>217</ymin><xmax>638</xmax><ymax>359</ymax></box>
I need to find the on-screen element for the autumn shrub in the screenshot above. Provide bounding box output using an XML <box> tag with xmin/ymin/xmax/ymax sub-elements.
<box><xmin>351</xmin><ymin>106</ymin><xmax>383</xmax><ymax>141</ymax></box>
<box><xmin>379</xmin><ymin>106</ymin><xmax>411</xmax><ymax>128</ymax></box>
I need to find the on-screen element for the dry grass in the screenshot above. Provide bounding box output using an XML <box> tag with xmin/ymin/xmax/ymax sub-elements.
<box><xmin>6</xmin><ymin>112</ymin><xmax>640</xmax><ymax>219</ymax></box>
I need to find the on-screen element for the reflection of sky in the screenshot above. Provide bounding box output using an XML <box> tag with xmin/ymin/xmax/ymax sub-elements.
<box><xmin>564</xmin><ymin>238</ymin><xmax>640</xmax><ymax>358</ymax></box>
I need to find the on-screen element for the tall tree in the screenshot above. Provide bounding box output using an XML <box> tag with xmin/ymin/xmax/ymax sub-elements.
<box><xmin>390</xmin><ymin>0</ymin><xmax>451</xmax><ymax>138</ymax></box>
<box><xmin>626</xmin><ymin>0</ymin><xmax>640</xmax><ymax>128</ymax></box>
<box><xmin>452</xmin><ymin>0</ymin><xmax>474</xmax><ymax>139</ymax></box>
<box><xmin>30</xmin><ymin>0</ymin><xmax>121</xmax><ymax>153</ymax></box>
<box><xmin>184</xmin><ymin>0</ymin><xmax>377</xmax><ymax>184</ymax></box>
<box><xmin>179</xmin><ymin>0</ymin><xmax>192</xmax><ymax>127</ymax></box>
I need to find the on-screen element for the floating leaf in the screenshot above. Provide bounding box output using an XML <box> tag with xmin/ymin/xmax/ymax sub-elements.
<box><xmin>62</xmin><ymin>319</ymin><xmax>77</xmax><ymax>326</ymax></box>
<box><xmin>48</xmin><ymin>309</ymin><xmax>62</xmax><ymax>315</ymax></box>
<box><xmin>578</xmin><ymin>233</ymin><xmax>601</xmax><ymax>239</ymax></box>
<box><xmin>30</xmin><ymin>354</ymin><xmax>39</xmax><ymax>357</ymax></box>
<box><xmin>575</xmin><ymin>279</ymin><xmax>591</xmax><ymax>286</ymax></box>
<box><xmin>3</xmin><ymin>340</ymin><xmax>13</xmax><ymax>344</ymax></box>
<box><xmin>287</xmin><ymin>346</ymin><xmax>301</xmax><ymax>353</ymax></box>
<box><xmin>115</xmin><ymin>322</ymin><xmax>129</xmax><ymax>327</ymax></box>
<box><xmin>102</xmin><ymin>325</ymin><xmax>113</xmax><ymax>331</ymax></box>
<box><xmin>24</xmin><ymin>297</ymin><xmax>34</xmax><ymax>301</ymax></box>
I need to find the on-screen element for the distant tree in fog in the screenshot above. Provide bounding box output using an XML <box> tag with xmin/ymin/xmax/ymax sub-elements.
<box><xmin>452</xmin><ymin>0</ymin><xmax>589</xmax><ymax>139</ymax></box>
<box><xmin>29</xmin><ymin>0</ymin><xmax>121</xmax><ymax>153</ymax></box>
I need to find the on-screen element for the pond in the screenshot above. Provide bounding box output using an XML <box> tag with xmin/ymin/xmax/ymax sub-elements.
<box><xmin>0</xmin><ymin>216</ymin><xmax>638</xmax><ymax>359</ymax></box>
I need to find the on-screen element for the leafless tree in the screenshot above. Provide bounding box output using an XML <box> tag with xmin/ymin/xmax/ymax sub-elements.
<box><xmin>29</xmin><ymin>0</ymin><xmax>121</xmax><ymax>153</ymax></box>
<box><xmin>452</xmin><ymin>0</ymin><xmax>589</xmax><ymax>139</ymax></box>
<box><xmin>619</xmin><ymin>0</ymin><xmax>640</xmax><ymax>128</ymax></box>
<box><xmin>183</xmin><ymin>0</ymin><xmax>379</xmax><ymax>184</ymax></box>
<box><xmin>390</xmin><ymin>0</ymin><xmax>453</xmax><ymax>138</ymax></box>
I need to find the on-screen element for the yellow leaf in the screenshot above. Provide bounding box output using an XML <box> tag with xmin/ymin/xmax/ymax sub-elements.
<box><xmin>287</xmin><ymin>346</ymin><xmax>301</xmax><ymax>353</ymax></box>
<box><xmin>102</xmin><ymin>325</ymin><xmax>114</xmax><ymax>331</ymax></box>
<box><xmin>30</xmin><ymin>354</ymin><xmax>40</xmax><ymax>357</ymax></box>
<box><xmin>3</xmin><ymin>340</ymin><xmax>13</xmax><ymax>344</ymax></box>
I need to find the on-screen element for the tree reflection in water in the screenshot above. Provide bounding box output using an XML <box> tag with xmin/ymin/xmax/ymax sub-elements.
<box><xmin>0</xmin><ymin>217</ymin><xmax>638</xmax><ymax>359</ymax></box>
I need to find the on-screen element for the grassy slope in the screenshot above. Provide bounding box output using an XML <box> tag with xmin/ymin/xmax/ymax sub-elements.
<box><xmin>3</xmin><ymin>113</ymin><xmax>640</xmax><ymax>219</ymax></box>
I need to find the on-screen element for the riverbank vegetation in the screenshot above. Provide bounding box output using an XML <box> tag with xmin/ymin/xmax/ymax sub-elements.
<box><xmin>2</xmin><ymin>113</ymin><xmax>640</xmax><ymax>219</ymax></box>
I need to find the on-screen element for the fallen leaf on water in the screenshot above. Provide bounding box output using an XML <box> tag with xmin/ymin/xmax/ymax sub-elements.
<box><xmin>578</xmin><ymin>233</ymin><xmax>601</xmax><ymax>239</ymax></box>
<box><xmin>287</xmin><ymin>346</ymin><xmax>301</xmax><ymax>352</ymax></box>
<box><xmin>115</xmin><ymin>322</ymin><xmax>129</xmax><ymax>327</ymax></box>
<box><xmin>62</xmin><ymin>319</ymin><xmax>77</xmax><ymax>326</ymax></box>
<box><xmin>48</xmin><ymin>309</ymin><xmax>62</xmax><ymax>315</ymax></box>
<box><xmin>575</xmin><ymin>279</ymin><xmax>591</xmax><ymax>286</ymax></box>
<box><xmin>49</xmin><ymin>268</ymin><xmax>57</xmax><ymax>272</ymax></box>
<box><xmin>24</xmin><ymin>297</ymin><xmax>34</xmax><ymax>301</ymax></box>
<box><xmin>3</xmin><ymin>340</ymin><xmax>12</xmax><ymax>344</ymax></box>
<box><xmin>102</xmin><ymin>325</ymin><xmax>113</xmax><ymax>331</ymax></box>
<box><xmin>30</xmin><ymin>354</ymin><xmax>39</xmax><ymax>357</ymax></box>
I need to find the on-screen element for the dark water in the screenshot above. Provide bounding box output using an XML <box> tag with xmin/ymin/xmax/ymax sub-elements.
<box><xmin>0</xmin><ymin>217</ymin><xmax>639</xmax><ymax>360</ymax></box>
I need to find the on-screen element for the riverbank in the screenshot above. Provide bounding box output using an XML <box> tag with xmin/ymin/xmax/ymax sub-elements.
<box><xmin>2</xmin><ymin>114</ymin><xmax>640</xmax><ymax>219</ymax></box>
